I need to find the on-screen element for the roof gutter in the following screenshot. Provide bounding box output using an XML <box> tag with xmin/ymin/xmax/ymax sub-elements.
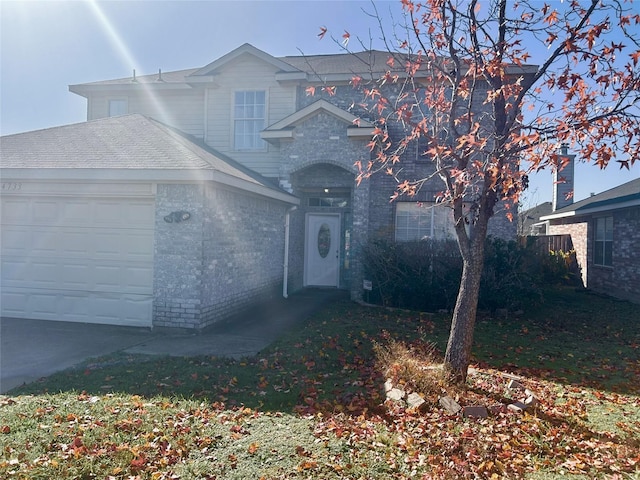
<box><xmin>1</xmin><ymin>168</ymin><xmax>300</xmax><ymax>205</ymax></box>
<box><xmin>540</xmin><ymin>197</ymin><xmax>640</xmax><ymax>221</ymax></box>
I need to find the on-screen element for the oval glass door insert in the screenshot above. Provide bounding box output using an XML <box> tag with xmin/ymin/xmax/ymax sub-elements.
<box><xmin>317</xmin><ymin>223</ymin><xmax>331</xmax><ymax>258</ymax></box>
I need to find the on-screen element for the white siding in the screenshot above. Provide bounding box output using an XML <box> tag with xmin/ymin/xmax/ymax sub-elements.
<box><xmin>205</xmin><ymin>56</ymin><xmax>297</xmax><ymax>178</ymax></box>
<box><xmin>89</xmin><ymin>90</ymin><xmax>205</xmax><ymax>139</ymax></box>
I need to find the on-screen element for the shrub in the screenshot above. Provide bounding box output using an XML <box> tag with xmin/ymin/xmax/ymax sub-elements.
<box><xmin>362</xmin><ymin>237</ymin><xmax>576</xmax><ymax>312</ymax></box>
<box><xmin>362</xmin><ymin>239</ymin><xmax>461</xmax><ymax>311</ymax></box>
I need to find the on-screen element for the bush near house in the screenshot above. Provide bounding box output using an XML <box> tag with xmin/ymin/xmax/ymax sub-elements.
<box><xmin>363</xmin><ymin>237</ymin><xmax>578</xmax><ymax>312</ymax></box>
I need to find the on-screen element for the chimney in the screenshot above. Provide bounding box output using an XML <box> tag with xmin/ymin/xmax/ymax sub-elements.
<box><xmin>552</xmin><ymin>143</ymin><xmax>575</xmax><ymax>211</ymax></box>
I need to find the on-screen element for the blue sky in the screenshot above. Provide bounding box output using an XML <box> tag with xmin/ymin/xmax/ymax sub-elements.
<box><xmin>1</xmin><ymin>0</ymin><xmax>638</xmax><ymax>205</ymax></box>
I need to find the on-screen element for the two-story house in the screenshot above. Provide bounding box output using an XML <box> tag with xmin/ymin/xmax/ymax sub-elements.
<box><xmin>0</xmin><ymin>43</ymin><xmax>517</xmax><ymax>329</ymax></box>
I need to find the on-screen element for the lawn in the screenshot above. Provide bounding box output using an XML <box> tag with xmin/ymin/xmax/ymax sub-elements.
<box><xmin>1</xmin><ymin>287</ymin><xmax>639</xmax><ymax>479</ymax></box>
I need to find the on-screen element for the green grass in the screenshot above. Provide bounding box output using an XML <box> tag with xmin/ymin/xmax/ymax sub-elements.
<box><xmin>2</xmin><ymin>287</ymin><xmax>639</xmax><ymax>479</ymax></box>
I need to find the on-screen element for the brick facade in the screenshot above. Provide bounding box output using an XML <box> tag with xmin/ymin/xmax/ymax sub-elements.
<box><xmin>590</xmin><ymin>207</ymin><xmax>640</xmax><ymax>303</ymax></box>
<box><xmin>153</xmin><ymin>183</ymin><xmax>290</xmax><ymax>329</ymax></box>
<box><xmin>549</xmin><ymin>206</ymin><xmax>640</xmax><ymax>303</ymax></box>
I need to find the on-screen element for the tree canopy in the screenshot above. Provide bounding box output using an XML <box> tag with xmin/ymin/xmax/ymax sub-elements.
<box><xmin>320</xmin><ymin>0</ymin><xmax>640</xmax><ymax>382</ymax></box>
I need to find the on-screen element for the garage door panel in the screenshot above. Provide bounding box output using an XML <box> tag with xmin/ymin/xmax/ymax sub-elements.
<box><xmin>124</xmin><ymin>266</ymin><xmax>154</xmax><ymax>290</ymax></box>
<box><xmin>93</xmin><ymin>232</ymin><xmax>125</xmax><ymax>258</ymax></box>
<box><xmin>30</xmin><ymin>260</ymin><xmax>61</xmax><ymax>288</ymax></box>
<box><xmin>61</xmin><ymin>263</ymin><xmax>92</xmax><ymax>288</ymax></box>
<box><xmin>61</xmin><ymin>231</ymin><xmax>93</xmax><ymax>256</ymax></box>
<box><xmin>1</xmin><ymin>199</ymin><xmax>29</xmax><ymax>222</ymax></box>
<box><xmin>1</xmin><ymin>227</ymin><xmax>33</xmax><ymax>254</ymax></box>
<box><xmin>125</xmin><ymin>232</ymin><xmax>155</xmax><ymax>261</ymax></box>
<box><xmin>1</xmin><ymin>193</ymin><xmax>154</xmax><ymax>327</ymax></box>
<box><xmin>126</xmin><ymin>203</ymin><xmax>156</xmax><ymax>226</ymax></box>
<box><xmin>31</xmin><ymin>228</ymin><xmax>61</xmax><ymax>256</ymax></box>
<box><xmin>32</xmin><ymin>200</ymin><xmax>59</xmax><ymax>223</ymax></box>
<box><xmin>31</xmin><ymin>292</ymin><xmax>59</xmax><ymax>316</ymax></box>
<box><xmin>2</xmin><ymin>287</ymin><xmax>152</xmax><ymax>327</ymax></box>
<box><xmin>1</xmin><ymin>292</ymin><xmax>27</xmax><ymax>316</ymax></box>
<box><xmin>61</xmin><ymin>201</ymin><xmax>92</xmax><ymax>223</ymax></box>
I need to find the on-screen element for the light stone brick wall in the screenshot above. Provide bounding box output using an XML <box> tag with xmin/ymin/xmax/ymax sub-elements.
<box><xmin>153</xmin><ymin>183</ymin><xmax>205</xmax><ymax>329</ymax></box>
<box><xmin>153</xmin><ymin>183</ymin><xmax>289</xmax><ymax>329</ymax></box>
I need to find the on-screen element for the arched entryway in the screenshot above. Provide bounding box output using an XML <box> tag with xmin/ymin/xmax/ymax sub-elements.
<box><xmin>290</xmin><ymin>163</ymin><xmax>355</xmax><ymax>288</ymax></box>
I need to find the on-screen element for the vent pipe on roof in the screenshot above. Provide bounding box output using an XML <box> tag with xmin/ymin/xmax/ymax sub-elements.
<box><xmin>156</xmin><ymin>69</ymin><xmax>164</xmax><ymax>82</ymax></box>
<box><xmin>552</xmin><ymin>143</ymin><xmax>576</xmax><ymax>212</ymax></box>
<box><xmin>131</xmin><ymin>69</ymin><xmax>137</xmax><ymax>83</ymax></box>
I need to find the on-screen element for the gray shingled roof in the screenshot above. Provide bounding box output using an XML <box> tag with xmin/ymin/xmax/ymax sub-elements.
<box><xmin>519</xmin><ymin>201</ymin><xmax>552</xmax><ymax>229</ymax></box>
<box><xmin>541</xmin><ymin>178</ymin><xmax>640</xmax><ymax>219</ymax></box>
<box><xmin>70</xmin><ymin>49</ymin><xmax>399</xmax><ymax>87</ymax></box>
<box><xmin>280</xmin><ymin>50</ymin><xmax>393</xmax><ymax>76</ymax></box>
<box><xmin>72</xmin><ymin>68</ymin><xmax>200</xmax><ymax>86</ymax></box>
<box><xmin>0</xmin><ymin>114</ymin><xmax>282</xmax><ymax>191</ymax></box>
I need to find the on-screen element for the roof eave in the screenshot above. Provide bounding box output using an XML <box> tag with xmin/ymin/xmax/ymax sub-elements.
<box><xmin>540</xmin><ymin>197</ymin><xmax>640</xmax><ymax>221</ymax></box>
<box><xmin>69</xmin><ymin>83</ymin><xmax>192</xmax><ymax>97</ymax></box>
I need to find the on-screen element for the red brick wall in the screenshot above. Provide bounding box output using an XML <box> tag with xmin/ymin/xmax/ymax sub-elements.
<box><xmin>550</xmin><ymin>206</ymin><xmax>640</xmax><ymax>304</ymax></box>
<box><xmin>548</xmin><ymin>220</ymin><xmax>589</xmax><ymax>288</ymax></box>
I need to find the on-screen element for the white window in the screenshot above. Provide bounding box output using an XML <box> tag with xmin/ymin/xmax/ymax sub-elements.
<box><xmin>234</xmin><ymin>90</ymin><xmax>266</xmax><ymax>150</ymax></box>
<box><xmin>108</xmin><ymin>99</ymin><xmax>128</xmax><ymax>117</ymax></box>
<box><xmin>594</xmin><ymin>216</ymin><xmax>613</xmax><ymax>266</ymax></box>
<box><xmin>395</xmin><ymin>202</ymin><xmax>456</xmax><ymax>242</ymax></box>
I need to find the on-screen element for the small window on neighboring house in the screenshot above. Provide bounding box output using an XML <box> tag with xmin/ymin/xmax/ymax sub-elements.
<box><xmin>234</xmin><ymin>90</ymin><xmax>266</xmax><ymax>150</ymax></box>
<box><xmin>395</xmin><ymin>202</ymin><xmax>456</xmax><ymax>242</ymax></box>
<box><xmin>594</xmin><ymin>216</ymin><xmax>613</xmax><ymax>266</ymax></box>
<box><xmin>108</xmin><ymin>99</ymin><xmax>128</xmax><ymax>117</ymax></box>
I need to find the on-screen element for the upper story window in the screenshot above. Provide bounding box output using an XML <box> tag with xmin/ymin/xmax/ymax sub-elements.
<box><xmin>395</xmin><ymin>202</ymin><xmax>456</xmax><ymax>242</ymax></box>
<box><xmin>234</xmin><ymin>90</ymin><xmax>266</xmax><ymax>150</ymax></box>
<box><xmin>108</xmin><ymin>99</ymin><xmax>128</xmax><ymax>117</ymax></box>
<box><xmin>594</xmin><ymin>216</ymin><xmax>613</xmax><ymax>266</ymax></box>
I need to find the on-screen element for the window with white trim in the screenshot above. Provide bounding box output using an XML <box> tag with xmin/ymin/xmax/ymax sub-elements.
<box><xmin>594</xmin><ymin>216</ymin><xmax>613</xmax><ymax>266</ymax></box>
<box><xmin>395</xmin><ymin>202</ymin><xmax>456</xmax><ymax>242</ymax></box>
<box><xmin>234</xmin><ymin>90</ymin><xmax>266</xmax><ymax>150</ymax></box>
<box><xmin>108</xmin><ymin>99</ymin><xmax>128</xmax><ymax>117</ymax></box>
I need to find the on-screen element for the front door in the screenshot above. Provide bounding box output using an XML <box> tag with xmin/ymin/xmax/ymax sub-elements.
<box><xmin>304</xmin><ymin>213</ymin><xmax>340</xmax><ymax>287</ymax></box>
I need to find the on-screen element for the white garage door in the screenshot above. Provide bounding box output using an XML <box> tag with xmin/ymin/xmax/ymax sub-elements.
<box><xmin>1</xmin><ymin>192</ymin><xmax>155</xmax><ymax>327</ymax></box>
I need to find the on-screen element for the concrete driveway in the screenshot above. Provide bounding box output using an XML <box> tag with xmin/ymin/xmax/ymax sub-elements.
<box><xmin>0</xmin><ymin>289</ymin><xmax>347</xmax><ymax>393</ymax></box>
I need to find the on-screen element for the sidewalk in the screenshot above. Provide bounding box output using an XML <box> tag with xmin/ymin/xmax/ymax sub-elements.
<box><xmin>0</xmin><ymin>288</ymin><xmax>347</xmax><ymax>393</ymax></box>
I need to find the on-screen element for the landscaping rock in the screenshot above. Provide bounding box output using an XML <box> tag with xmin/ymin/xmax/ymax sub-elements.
<box><xmin>384</xmin><ymin>378</ymin><xmax>394</xmax><ymax>393</ymax></box>
<box><xmin>488</xmin><ymin>404</ymin><xmax>508</xmax><ymax>416</ymax></box>
<box><xmin>507</xmin><ymin>379</ymin><xmax>525</xmax><ymax>391</ymax></box>
<box><xmin>439</xmin><ymin>396</ymin><xmax>462</xmax><ymax>415</ymax></box>
<box><xmin>407</xmin><ymin>392</ymin><xmax>427</xmax><ymax>412</ymax></box>
<box><xmin>524</xmin><ymin>394</ymin><xmax>538</xmax><ymax>408</ymax></box>
<box><xmin>387</xmin><ymin>388</ymin><xmax>406</xmax><ymax>402</ymax></box>
<box><xmin>463</xmin><ymin>406</ymin><xmax>488</xmax><ymax>419</ymax></box>
<box><xmin>507</xmin><ymin>401</ymin><xmax>528</xmax><ymax>413</ymax></box>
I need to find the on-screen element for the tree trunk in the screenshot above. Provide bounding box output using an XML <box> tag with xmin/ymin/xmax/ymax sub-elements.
<box><xmin>443</xmin><ymin>238</ymin><xmax>486</xmax><ymax>384</ymax></box>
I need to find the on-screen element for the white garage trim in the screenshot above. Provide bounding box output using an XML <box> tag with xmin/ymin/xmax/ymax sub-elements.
<box><xmin>1</xmin><ymin>185</ymin><xmax>155</xmax><ymax>327</ymax></box>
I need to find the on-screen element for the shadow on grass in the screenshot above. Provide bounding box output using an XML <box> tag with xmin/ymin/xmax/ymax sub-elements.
<box><xmin>6</xmin><ymin>288</ymin><xmax>640</xmax><ymax>480</ymax></box>
<box><xmin>9</xmin><ymin>288</ymin><xmax>639</xmax><ymax>406</ymax></box>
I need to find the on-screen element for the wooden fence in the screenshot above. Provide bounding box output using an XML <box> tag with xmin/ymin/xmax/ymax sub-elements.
<box><xmin>518</xmin><ymin>234</ymin><xmax>574</xmax><ymax>253</ymax></box>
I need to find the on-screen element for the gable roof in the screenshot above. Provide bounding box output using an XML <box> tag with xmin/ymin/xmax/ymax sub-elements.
<box><xmin>189</xmin><ymin>43</ymin><xmax>301</xmax><ymax>77</ymax></box>
<box><xmin>0</xmin><ymin>114</ymin><xmax>298</xmax><ymax>204</ymax></box>
<box><xmin>261</xmin><ymin>99</ymin><xmax>375</xmax><ymax>142</ymax></box>
<box><xmin>541</xmin><ymin>178</ymin><xmax>640</xmax><ymax>220</ymax></box>
<box><xmin>69</xmin><ymin>43</ymin><xmax>537</xmax><ymax>95</ymax></box>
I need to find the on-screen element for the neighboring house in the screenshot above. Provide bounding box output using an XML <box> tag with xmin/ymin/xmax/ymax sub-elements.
<box><xmin>518</xmin><ymin>201</ymin><xmax>552</xmax><ymax>236</ymax></box>
<box><xmin>540</xmin><ymin>162</ymin><xmax>640</xmax><ymax>303</ymax></box>
<box><xmin>0</xmin><ymin>43</ymin><xmax>519</xmax><ymax>329</ymax></box>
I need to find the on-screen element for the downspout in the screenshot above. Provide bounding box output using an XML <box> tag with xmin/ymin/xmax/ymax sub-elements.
<box><xmin>283</xmin><ymin>205</ymin><xmax>297</xmax><ymax>298</ymax></box>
